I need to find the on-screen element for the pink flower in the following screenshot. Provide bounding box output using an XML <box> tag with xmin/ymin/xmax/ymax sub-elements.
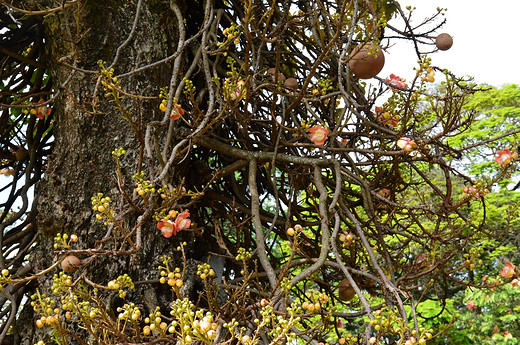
<box><xmin>495</xmin><ymin>149</ymin><xmax>513</xmax><ymax>165</ymax></box>
<box><xmin>462</xmin><ymin>186</ymin><xmax>483</xmax><ymax>200</ymax></box>
<box><xmin>466</xmin><ymin>300</ymin><xmax>476</xmax><ymax>311</ymax></box>
<box><xmin>493</xmin><ymin>326</ymin><xmax>498</xmax><ymax>334</ymax></box>
<box><xmin>170</xmin><ymin>103</ymin><xmax>185</xmax><ymax>120</ymax></box>
<box><xmin>415</xmin><ymin>253</ymin><xmax>426</xmax><ymax>264</ymax></box>
<box><xmin>414</xmin><ymin>253</ymin><xmax>427</xmax><ymax>270</ymax></box>
<box><xmin>501</xmin><ymin>261</ymin><xmax>516</xmax><ymax>278</ymax></box>
<box><xmin>34</xmin><ymin>99</ymin><xmax>51</xmax><ymax>119</ymax></box>
<box><xmin>378</xmin><ymin>188</ymin><xmax>390</xmax><ymax>198</ymax></box>
<box><xmin>511</xmin><ymin>278</ymin><xmax>520</xmax><ymax>288</ymax></box>
<box><xmin>404</xmin><ymin>337</ymin><xmax>415</xmax><ymax>345</ymax></box>
<box><xmin>385</xmin><ymin>116</ymin><xmax>399</xmax><ymax>128</ymax></box>
<box><xmin>397</xmin><ymin>137</ymin><xmax>416</xmax><ymax>153</ymax></box>
<box><xmin>157</xmin><ymin>210</ymin><xmax>191</xmax><ymax>238</ymax></box>
<box><xmin>421</xmin><ymin>68</ymin><xmax>435</xmax><ymax>83</ymax></box>
<box><xmin>375</xmin><ymin>106</ymin><xmax>399</xmax><ymax>128</ymax></box>
<box><xmin>385</xmin><ymin>74</ymin><xmax>408</xmax><ymax>90</ymax></box>
<box><xmin>228</xmin><ymin>80</ymin><xmax>246</xmax><ymax>101</ymax></box>
<box><xmin>308</xmin><ymin>125</ymin><xmax>329</xmax><ymax>146</ymax></box>
<box><xmin>174</xmin><ymin>211</ymin><xmax>191</xmax><ymax>232</ymax></box>
<box><xmin>463</xmin><ymin>186</ymin><xmax>476</xmax><ymax>195</ymax></box>
<box><xmin>157</xmin><ymin>219</ymin><xmax>175</xmax><ymax>238</ymax></box>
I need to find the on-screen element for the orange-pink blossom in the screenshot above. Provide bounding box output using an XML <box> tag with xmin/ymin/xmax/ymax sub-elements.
<box><xmin>385</xmin><ymin>74</ymin><xmax>408</xmax><ymax>90</ymax></box>
<box><xmin>157</xmin><ymin>210</ymin><xmax>191</xmax><ymax>238</ymax></box>
<box><xmin>501</xmin><ymin>261</ymin><xmax>516</xmax><ymax>278</ymax></box>
<box><xmin>495</xmin><ymin>149</ymin><xmax>513</xmax><ymax>165</ymax></box>
<box><xmin>495</xmin><ymin>149</ymin><xmax>518</xmax><ymax>166</ymax></box>
<box><xmin>375</xmin><ymin>106</ymin><xmax>399</xmax><ymax>128</ymax></box>
<box><xmin>308</xmin><ymin>125</ymin><xmax>329</xmax><ymax>146</ymax></box>
<box><xmin>397</xmin><ymin>137</ymin><xmax>416</xmax><ymax>153</ymax></box>
<box><xmin>378</xmin><ymin>188</ymin><xmax>390</xmax><ymax>198</ymax></box>
<box><xmin>35</xmin><ymin>99</ymin><xmax>51</xmax><ymax>119</ymax></box>
<box><xmin>170</xmin><ymin>103</ymin><xmax>185</xmax><ymax>120</ymax></box>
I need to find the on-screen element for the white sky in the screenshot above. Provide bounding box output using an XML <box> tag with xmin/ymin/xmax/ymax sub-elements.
<box><xmin>382</xmin><ymin>0</ymin><xmax>520</xmax><ymax>87</ymax></box>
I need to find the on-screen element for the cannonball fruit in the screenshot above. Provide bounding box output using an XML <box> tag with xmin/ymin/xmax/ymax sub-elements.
<box><xmin>348</xmin><ymin>43</ymin><xmax>385</xmax><ymax>79</ymax></box>
<box><xmin>15</xmin><ymin>148</ymin><xmax>27</xmax><ymax>161</ymax></box>
<box><xmin>284</xmin><ymin>77</ymin><xmax>299</xmax><ymax>90</ymax></box>
<box><xmin>338</xmin><ymin>278</ymin><xmax>356</xmax><ymax>301</ymax></box>
<box><xmin>435</xmin><ymin>33</ymin><xmax>453</xmax><ymax>51</ymax></box>
<box><xmin>267</xmin><ymin>67</ymin><xmax>286</xmax><ymax>82</ymax></box>
<box><xmin>61</xmin><ymin>255</ymin><xmax>81</xmax><ymax>273</ymax></box>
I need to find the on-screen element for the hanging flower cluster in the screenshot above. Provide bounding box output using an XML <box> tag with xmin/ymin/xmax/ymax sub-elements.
<box><xmin>157</xmin><ymin>210</ymin><xmax>191</xmax><ymax>238</ymax></box>
<box><xmin>385</xmin><ymin>74</ymin><xmax>408</xmax><ymax>90</ymax></box>
<box><xmin>220</xmin><ymin>24</ymin><xmax>241</xmax><ymax>46</ymax></box>
<box><xmin>308</xmin><ymin>125</ymin><xmax>329</xmax><ymax>146</ymax></box>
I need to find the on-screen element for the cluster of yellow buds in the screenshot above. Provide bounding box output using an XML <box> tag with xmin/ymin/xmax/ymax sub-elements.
<box><xmin>192</xmin><ymin>313</ymin><xmax>218</xmax><ymax>340</ymax></box>
<box><xmin>53</xmin><ymin>232</ymin><xmax>78</xmax><ymax>250</ymax></box>
<box><xmin>108</xmin><ymin>274</ymin><xmax>134</xmax><ymax>298</ymax></box>
<box><xmin>197</xmin><ymin>263</ymin><xmax>216</xmax><ymax>280</ymax></box>
<box><xmin>133</xmin><ymin>171</ymin><xmax>156</xmax><ymax>196</ymax></box>
<box><xmin>91</xmin><ymin>193</ymin><xmax>115</xmax><ymax>224</ymax></box>
<box><xmin>219</xmin><ymin>24</ymin><xmax>241</xmax><ymax>46</ymax></box>
<box><xmin>301</xmin><ymin>290</ymin><xmax>329</xmax><ymax>313</ymax></box>
<box><xmin>117</xmin><ymin>303</ymin><xmax>141</xmax><ymax>321</ymax></box>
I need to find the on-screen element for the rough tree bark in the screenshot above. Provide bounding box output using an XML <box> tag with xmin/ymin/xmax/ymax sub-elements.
<box><xmin>13</xmin><ymin>1</ymin><xmax>190</xmax><ymax>343</ymax></box>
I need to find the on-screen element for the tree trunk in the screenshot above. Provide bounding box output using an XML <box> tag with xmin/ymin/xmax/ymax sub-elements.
<box><xmin>13</xmin><ymin>1</ymin><xmax>188</xmax><ymax>343</ymax></box>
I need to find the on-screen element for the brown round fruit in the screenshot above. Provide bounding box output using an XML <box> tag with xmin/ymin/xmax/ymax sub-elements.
<box><xmin>435</xmin><ymin>33</ymin><xmax>453</xmax><ymax>51</ymax></box>
<box><xmin>284</xmin><ymin>77</ymin><xmax>299</xmax><ymax>90</ymax></box>
<box><xmin>61</xmin><ymin>255</ymin><xmax>81</xmax><ymax>273</ymax></box>
<box><xmin>348</xmin><ymin>43</ymin><xmax>385</xmax><ymax>79</ymax></box>
<box><xmin>15</xmin><ymin>148</ymin><xmax>28</xmax><ymax>161</ymax></box>
<box><xmin>338</xmin><ymin>278</ymin><xmax>356</xmax><ymax>301</ymax></box>
<box><xmin>267</xmin><ymin>67</ymin><xmax>286</xmax><ymax>82</ymax></box>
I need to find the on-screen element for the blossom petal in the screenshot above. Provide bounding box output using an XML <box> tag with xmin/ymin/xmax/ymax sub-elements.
<box><xmin>308</xmin><ymin>125</ymin><xmax>329</xmax><ymax>146</ymax></box>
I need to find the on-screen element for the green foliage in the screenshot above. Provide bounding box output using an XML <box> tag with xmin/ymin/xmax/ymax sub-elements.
<box><xmin>457</xmin><ymin>284</ymin><xmax>520</xmax><ymax>344</ymax></box>
<box><xmin>448</xmin><ymin>84</ymin><xmax>520</xmax><ymax>177</ymax></box>
<box><xmin>412</xmin><ymin>85</ymin><xmax>520</xmax><ymax>344</ymax></box>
